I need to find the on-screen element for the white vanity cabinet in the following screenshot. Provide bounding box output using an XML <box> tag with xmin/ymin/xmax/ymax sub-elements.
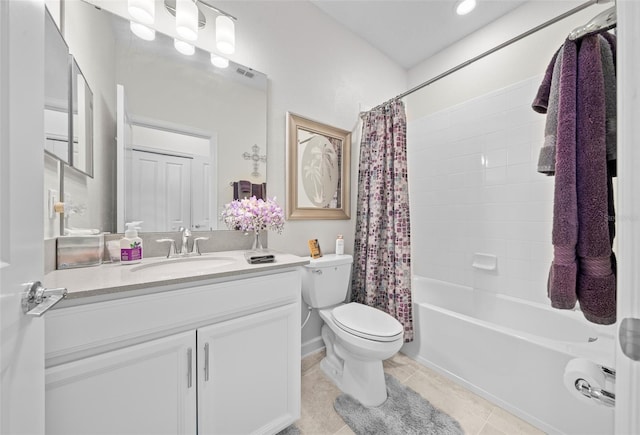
<box><xmin>46</xmin><ymin>331</ymin><xmax>198</xmax><ymax>434</ymax></box>
<box><xmin>198</xmin><ymin>303</ymin><xmax>299</xmax><ymax>434</ymax></box>
<box><xmin>44</xmin><ymin>270</ymin><xmax>301</xmax><ymax>435</ymax></box>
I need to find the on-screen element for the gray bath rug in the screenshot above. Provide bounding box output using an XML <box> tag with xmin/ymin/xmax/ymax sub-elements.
<box><xmin>334</xmin><ymin>374</ymin><xmax>463</xmax><ymax>435</ymax></box>
<box><xmin>275</xmin><ymin>424</ymin><xmax>300</xmax><ymax>435</ymax></box>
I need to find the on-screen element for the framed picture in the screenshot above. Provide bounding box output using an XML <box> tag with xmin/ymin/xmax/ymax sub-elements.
<box><xmin>286</xmin><ymin>112</ymin><xmax>351</xmax><ymax>220</ymax></box>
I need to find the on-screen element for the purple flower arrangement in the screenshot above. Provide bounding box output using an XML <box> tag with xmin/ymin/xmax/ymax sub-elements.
<box><xmin>221</xmin><ymin>196</ymin><xmax>285</xmax><ymax>234</ymax></box>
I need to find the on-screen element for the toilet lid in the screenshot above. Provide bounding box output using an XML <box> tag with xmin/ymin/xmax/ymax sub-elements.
<box><xmin>331</xmin><ymin>303</ymin><xmax>404</xmax><ymax>342</ymax></box>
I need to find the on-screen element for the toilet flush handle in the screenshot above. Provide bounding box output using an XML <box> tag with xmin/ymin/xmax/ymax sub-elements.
<box><xmin>312</xmin><ymin>269</ymin><xmax>323</xmax><ymax>275</ymax></box>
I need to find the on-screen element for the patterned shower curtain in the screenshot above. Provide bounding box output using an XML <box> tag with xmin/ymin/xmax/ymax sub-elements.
<box><xmin>352</xmin><ymin>100</ymin><xmax>413</xmax><ymax>342</ymax></box>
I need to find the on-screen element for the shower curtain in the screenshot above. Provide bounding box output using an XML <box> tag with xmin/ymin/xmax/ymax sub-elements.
<box><xmin>352</xmin><ymin>100</ymin><xmax>413</xmax><ymax>342</ymax></box>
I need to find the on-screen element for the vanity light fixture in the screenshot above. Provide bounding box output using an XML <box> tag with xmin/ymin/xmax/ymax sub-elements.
<box><xmin>164</xmin><ymin>1</ymin><xmax>238</xmax><ymax>52</ymax></box>
<box><xmin>176</xmin><ymin>0</ymin><xmax>199</xmax><ymax>41</ymax></box>
<box><xmin>174</xmin><ymin>38</ymin><xmax>195</xmax><ymax>55</ymax></box>
<box><xmin>215</xmin><ymin>15</ymin><xmax>235</xmax><ymax>54</ymax></box>
<box><xmin>456</xmin><ymin>0</ymin><xmax>477</xmax><ymax>16</ymax></box>
<box><xmin>210</xmin><ymin>54</ymin><xmax>229</xmax><ymax>68</ymax></box>
<box><xmin>130</xmin><ymin>21</ymin><xmax>156</xmax><ymax>41</ymax></box>
<box><xmin>128</xmin><ymin>0</ymin><xmax>155</xmax><ymax>24</ymax></box>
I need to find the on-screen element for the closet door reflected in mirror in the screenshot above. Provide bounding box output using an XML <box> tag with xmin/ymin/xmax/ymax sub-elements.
<box><xmin>44</xmin><ymin>8</ymin><xmax>70</xmax><ymax>164</ymax></box>
<box><xmin>71</xmin><ymin>59</ymin><xmax>94</xmax><ymax>177</ymax></box>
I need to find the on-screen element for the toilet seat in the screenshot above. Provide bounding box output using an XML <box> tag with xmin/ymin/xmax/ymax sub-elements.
<box><xmin>331</xmin><ymin>302</ymin><xmax>404</xmax><ymax>342</ymax></box>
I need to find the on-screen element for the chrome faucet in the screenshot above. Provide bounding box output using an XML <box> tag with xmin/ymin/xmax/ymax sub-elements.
<box><xmin>179</xmin><ymin>227</ymin><xmax>192</xmax><ymax>255</ymax></box>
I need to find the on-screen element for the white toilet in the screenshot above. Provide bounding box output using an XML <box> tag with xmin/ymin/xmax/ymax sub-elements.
<box><xmin>301</xmin><ymin>254</ymin><xmax>404</xmax><ymax>407</ymax></box>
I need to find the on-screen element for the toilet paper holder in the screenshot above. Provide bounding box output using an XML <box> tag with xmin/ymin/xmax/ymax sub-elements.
<box><xmin>574</xmin><ymin>365</ymin><xmax>616</xmax><ymax>407</ymax></box>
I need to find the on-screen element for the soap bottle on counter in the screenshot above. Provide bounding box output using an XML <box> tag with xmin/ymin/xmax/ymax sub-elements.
<box><xmin>121</xmin><ymin>221</ymin><xmax>143</xmax><ymax>264</ymax></box>
<box><xmin>335</xmin><ymin>234</ymin><xmax>344</xmax><ymax>255</ymax></box>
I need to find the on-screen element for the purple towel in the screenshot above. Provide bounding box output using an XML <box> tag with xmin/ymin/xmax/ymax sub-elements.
<box><xmin>233</xmin><ymin>180</ymin><xmax>252</xmax><ymax>200</ymax></box>
<box><xmin>534</xmin><ymin>33</ymin><xmax>618</xmax><ymax>324</ymax></box>
<box><xmin>575</xmin><ymin>35</ymin><xmax>616</xmax><ymax>324</ymax></box>
<box><xmin>599</xmin><ymin>34</ymin><xmax>617</xmax><ymax>175</ymax></box>
<box><xmin>251</xmin><ymin>183</ymin><xmax>264</xmax><ymax>200</ymax></box>
<box><xmin>547</xmin><ymin>40</ymin><xmax>579</xmax><ymax>310</ymax></box>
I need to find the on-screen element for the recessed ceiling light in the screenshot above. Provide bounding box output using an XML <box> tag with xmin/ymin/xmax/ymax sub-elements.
<box><xmin>456</xmin><ymin>0</ymin><xmax>477</xmax><ymax>16</ymax></box>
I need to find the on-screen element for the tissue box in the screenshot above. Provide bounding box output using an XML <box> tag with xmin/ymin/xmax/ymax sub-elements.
<box><xmin>57</xmin><ymin>234</ymin><xmax>104</xmax><ymax>269</ymax></box>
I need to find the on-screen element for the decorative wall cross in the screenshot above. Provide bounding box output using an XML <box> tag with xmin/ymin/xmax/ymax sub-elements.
<box><xmin>243</xmin><ymin>144</ymin><xmax>267</xmax><ymax>177</ymax></box>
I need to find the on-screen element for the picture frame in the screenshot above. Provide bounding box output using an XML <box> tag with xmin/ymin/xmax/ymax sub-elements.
<box><xmin>286</xmin><ymin>112</ymin><xmax>351</xmax><ymax>220</ymax></box>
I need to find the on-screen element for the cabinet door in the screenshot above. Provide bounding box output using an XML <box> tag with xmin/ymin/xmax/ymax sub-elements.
<box><xmin>46</xmin><ymin>332</ymin><xmax>197</xmax><ymax>435</ymax></box>
<box><xmin>198</xmin><ymin>303</ymin><xmax>301</xmax><ymax>435</ymax></box>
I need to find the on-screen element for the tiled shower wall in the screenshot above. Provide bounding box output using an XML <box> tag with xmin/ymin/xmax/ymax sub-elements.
<box><xmin>408</xmin><ymin>75</ymin><xmax>555</xmax><ymax>305</ymax></box>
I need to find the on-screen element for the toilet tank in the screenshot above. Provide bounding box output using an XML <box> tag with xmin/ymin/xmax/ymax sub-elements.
<box><xmin>301</xmin><ymin>254</ymin><xmax>353</xmax><ymax>308</ymax></box>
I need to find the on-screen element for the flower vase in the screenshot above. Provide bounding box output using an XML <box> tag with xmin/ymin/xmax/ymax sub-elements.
<box><xmin>251</xmin><ymin>230</ymin><xmax>265</xmax><ymax>251</ymax></box>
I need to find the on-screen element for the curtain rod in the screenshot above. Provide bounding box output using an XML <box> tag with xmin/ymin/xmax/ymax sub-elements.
<box><xmin>362</xmin><ymin>0</ymin><xmax>602</xmax><ymax>116</ymax></box>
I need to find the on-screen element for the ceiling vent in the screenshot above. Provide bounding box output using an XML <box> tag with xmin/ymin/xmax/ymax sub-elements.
<box><xmin>236</xmin><ymin>67</ymin><xmax>254</xmax><ymax>79</ymax></box>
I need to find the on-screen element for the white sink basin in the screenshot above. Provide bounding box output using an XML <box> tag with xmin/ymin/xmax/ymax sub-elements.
<box><xmin>129</xmin><ymin>256</ymin><xmax>236</xmax><ymax>276</ymax></box>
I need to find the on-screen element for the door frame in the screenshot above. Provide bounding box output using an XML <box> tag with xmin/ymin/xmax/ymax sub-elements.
<box><xmin>614</xmin><ymin>0</ymin><xmax>640</xmax><ymax>433</ymax></box>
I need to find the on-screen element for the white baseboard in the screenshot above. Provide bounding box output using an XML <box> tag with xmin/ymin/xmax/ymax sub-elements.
<box><xmin>301</xmin><ymin>336</ymin><xmax>324</xmax><ymax>358</ymax></box>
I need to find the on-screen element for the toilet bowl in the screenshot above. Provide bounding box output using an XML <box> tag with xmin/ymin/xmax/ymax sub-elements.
<box><xmin>318</xmin><ymin>302</ymin><xmax>404</xmax><ymax>407</ymax></box>
<box><xmin>300</xmin><ymin>254</ymin><xmax>404</xmax><ymax>407</ymax></box>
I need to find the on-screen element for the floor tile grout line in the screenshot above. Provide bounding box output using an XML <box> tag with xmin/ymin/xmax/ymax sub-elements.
<box><xmin>478</xmin><ymin>406</ymin><xmax>498</xmax><ymax>435</ymax></box>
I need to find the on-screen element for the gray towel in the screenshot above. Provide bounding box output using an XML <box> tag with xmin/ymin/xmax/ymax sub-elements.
<box><xmin>532</xmin><ymin>48</ymin><xmax>561</xmax><ymax>113</ymax></box>
<box><xmin>537</xmin><ymin>48</ymin><xmax>563</xmax><ymax>175</ymax></box>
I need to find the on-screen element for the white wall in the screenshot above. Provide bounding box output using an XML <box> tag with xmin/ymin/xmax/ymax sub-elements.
<box><xmin>407</xmin><ymin>1</ymin><xmax>610</xmax><ymax>119</ymax></box>
<box><xmin>406</xmin><ymin>2</ymin><xmax>612</xmax><ymax>304</ymax></box>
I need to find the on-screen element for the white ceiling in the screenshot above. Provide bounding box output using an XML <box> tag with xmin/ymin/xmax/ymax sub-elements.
<box><xmin>311</xmin><ymin>0</ymin><xmax>529</xmax><ymax>69</ymax></box>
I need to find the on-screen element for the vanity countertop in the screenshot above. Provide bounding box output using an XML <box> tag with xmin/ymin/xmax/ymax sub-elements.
<box><xmin>44</xmin><ymin>250</ymin><xmax>309</xmax><ymax>300</ymax></box>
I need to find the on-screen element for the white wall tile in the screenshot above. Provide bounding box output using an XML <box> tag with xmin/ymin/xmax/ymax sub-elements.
<box><xmin>409</xmin><ymin>76</ymin><xmax>556</xmax><ymax>304</ymax></box>
<box><xmin>484</xmin><ymin>149</ymin><xmax>508</xmax><ymax>168</ymax></box>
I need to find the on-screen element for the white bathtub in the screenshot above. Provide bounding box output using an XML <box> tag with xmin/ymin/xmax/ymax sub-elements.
<box><xmin>401</xmin><ymin>276</ymin><xmax>615</xmax><ymax>435</ymax></box>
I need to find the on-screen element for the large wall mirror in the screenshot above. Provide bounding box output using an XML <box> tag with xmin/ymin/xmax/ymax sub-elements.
<box><xmin>59</xmin><ymin>0</ymin><xmax>267</xmax><ymax>233</ymax></box>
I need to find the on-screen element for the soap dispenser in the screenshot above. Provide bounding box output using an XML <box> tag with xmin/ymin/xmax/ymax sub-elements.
<box><xmin>121</xmin><ymin>221</ymin><xmax>143</xmax><ymax>264</ymax></box>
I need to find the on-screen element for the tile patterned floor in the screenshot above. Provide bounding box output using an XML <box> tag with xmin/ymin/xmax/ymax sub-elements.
<box><xmin>297</xmin><ymin>351</ymin><xmax>545</xmax><ymax>435</ymax></box>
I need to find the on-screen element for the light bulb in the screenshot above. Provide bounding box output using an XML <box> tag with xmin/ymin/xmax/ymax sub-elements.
<box><xmin>128</xmin><ymin>0</ymin><xmax>154</xmax><ymax>25</ymax></box>
<box><xmin>456</xmin><ymin>0</ymin><xmax>476</xmax><ymax>15</ymax></box>
<box><xmin>210</xmin><ymin>54</ymin><xmax>229</xmax><ymax>68</ymax></box>
<box><xmin>174</xmin><ymin>39</ymin><xmax>195</xmax><ymax>55</ymax></box>
<box><xmin>130</xmin><ymin>21</ymin><xmax>155</xmax><ymax>41</ymax></box>
<box><xmin>176</xmin><ymin>0</ymin><xmax>198</xmax><ymax>41</ymax></box>
<box><xmin>216</xmin><ymin>15</ymin><xmax>235</xmax><ymax>54</ymax></box>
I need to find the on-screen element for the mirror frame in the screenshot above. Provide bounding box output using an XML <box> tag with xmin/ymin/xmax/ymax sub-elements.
<box><xmin>70</xmin><ymin>57</ymin><xmax>94</xmax><ymax>177</ymax></box>
<box><xmin>44</xmin><ymin>7</ymin><xmax>72</xmax><ymax>166</ymax></box>
<box><xmin>286</xmin><ymin>112</ymin><xmax>351</xmax><ymax>220</ymax></box>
